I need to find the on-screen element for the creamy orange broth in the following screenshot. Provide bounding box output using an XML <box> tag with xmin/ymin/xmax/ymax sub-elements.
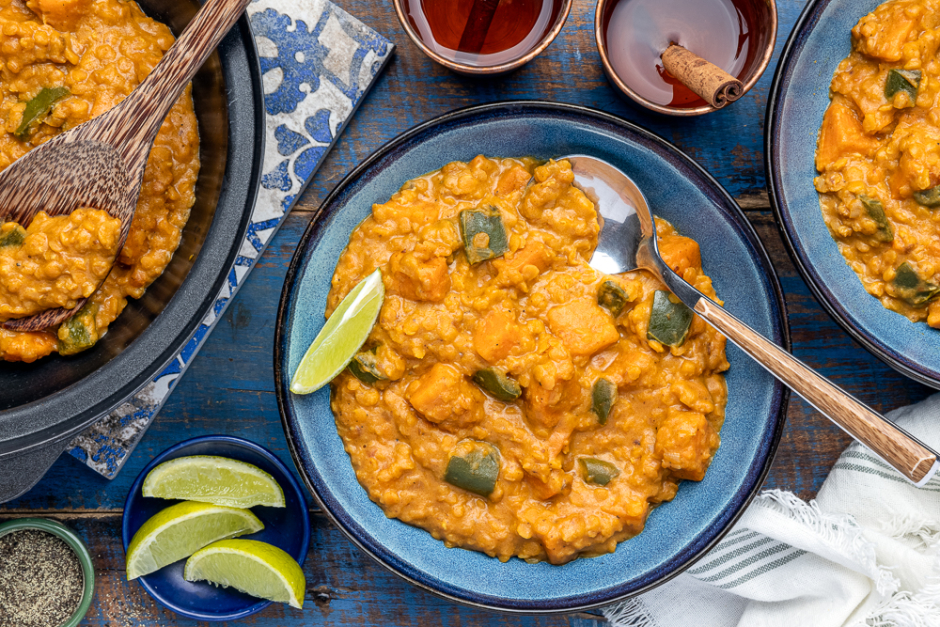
<box><xmin>0</xmin><ymin>0</ymin><xmax>199</xmax><ymax>362</ymax></box>
<box><xmin>815</xmin><ymin>0</ymin><xmax>940</xmax><ymax>326</ymax></box>
<box><xmin>0</xmin><ymin>209</ymin><xmax>121</xmax><ymax>318</ymax></box>
<box><xmin>327</xmin><ymin>157</ymin><xmax>729</xmax><ymax>564</ymax></box>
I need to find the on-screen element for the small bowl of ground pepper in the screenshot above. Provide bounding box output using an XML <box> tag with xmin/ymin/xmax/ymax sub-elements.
<box><xmin>0</xmin><ymin>518</ymin><xmax>95</xmax><ymax>627</ymax></box>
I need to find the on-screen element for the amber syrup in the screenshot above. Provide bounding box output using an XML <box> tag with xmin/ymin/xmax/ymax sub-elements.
<box><xmin>601</xmin><ymin>0</ymin><xmax>758</xmax><ymax>108</ymax></box>
<box><xmin>402</xmin><ymin>0</ymin><xmax>565</xmax><ymax>67</ymax></box>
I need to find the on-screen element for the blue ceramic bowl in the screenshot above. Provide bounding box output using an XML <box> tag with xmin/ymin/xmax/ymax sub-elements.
<box><xmin>767</xmin><ymin>0</ymin><xmax>940</xmax><ymax>389</ymax></box>
<box><xmin>122</xmin><ymin>435</ymin><xmax>310</xmax><ymax>622</ymax></box>
<box><xmin>275</xmin><ymin>102</ymin><xmax>789</xmax><ymax>612</ymax></box>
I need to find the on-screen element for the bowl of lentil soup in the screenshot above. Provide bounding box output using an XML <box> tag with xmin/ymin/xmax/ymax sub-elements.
<box><xmin>0</xmin><ymin>0</ymin><xmax>263</xmax><ymax>501</ymax></box>
<box><xmin>768</xmin><ymin>0</ymin><xmax>940</xmax><ymax>389</ymax></box>
<box><xmin>276</xmin><ymin>102</ymin><xmax>789</xmax><ymax>611</ymax></box>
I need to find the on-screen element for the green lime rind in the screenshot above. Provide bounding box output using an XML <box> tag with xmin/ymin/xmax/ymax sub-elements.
<box><xmin>184</xmin><ymin>539</ymin><xmax>306</xmax><ymax>609</ymax></box>
<box><xmin>290</xmin><ymin>268</ymin><xmax>384</xmax><ymax>395</ymax></box>
<box><xmin>142</xmin><ymin>455</ymin><xmax>286</xmax><ymax>509</ymax></box>
<box><xmin>125</xmin><ymin>501</ymin><xmax>263</xmax><ymax>580</ymax></box>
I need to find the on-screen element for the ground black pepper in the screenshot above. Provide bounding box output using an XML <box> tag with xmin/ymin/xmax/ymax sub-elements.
<box><xmin>0</xmin><ymin>529</ymin><xmax>84</xmax><ymax>627</ymax></box>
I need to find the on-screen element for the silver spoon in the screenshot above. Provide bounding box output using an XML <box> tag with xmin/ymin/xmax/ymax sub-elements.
<box><xmin>564</xmin><ymin>154</ymin><xmax>939</xmax><ymax>486</ymax></box>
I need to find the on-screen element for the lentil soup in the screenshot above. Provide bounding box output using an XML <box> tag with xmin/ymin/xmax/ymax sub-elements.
<box><xmin>328</xmin><ymin>157</ymin><xmax>729</xmax><ymax>564</ymax></box>
<box><xmin>814</xmin><ymin>0</ymin><xmax>940</xmax><ymax>327</ymax></box>
<box><xmin>0</xmin><ymin>209</ymin><xmax>122</xmax><ymax>318</ymax></box>
<box><xmin>0</xmin><ymin>0</ymin><xmax>200</xmax><ymax>362</ymax></box>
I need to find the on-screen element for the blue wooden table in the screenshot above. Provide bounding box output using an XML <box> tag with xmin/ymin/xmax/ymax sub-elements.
<box><xmin>2</xmin><ymin>0</ymin><xmax>935</xmax><ymax>624</ymax></box>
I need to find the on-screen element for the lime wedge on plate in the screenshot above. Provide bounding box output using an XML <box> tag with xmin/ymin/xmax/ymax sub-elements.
<box><xmin>126</xmin><ymin>501</ymin><xmax>264</xmax><ymax>580</ymax></box>
<box><xmin>184</xmin><ymin>539</ymin><xmax>306</xmax><ymax>609</ymax></box>
<box><xmin>142</xmin><ymin>455</ymin><xmax>286</xmax><ymax>509</ymax></box>
<box><xmin>290</xmin><ymin>268</ymin><xmax>384</xmax><ymax>395</ymax></box>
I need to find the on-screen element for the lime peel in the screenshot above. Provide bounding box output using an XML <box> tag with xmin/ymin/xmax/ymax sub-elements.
<box><xmin>290</xmin><ymin>268</ymin><xmax>384</xmax><ymax>395</ymax></box>
<box><xmin>184</xmin><ymin>539</ymin><xmax>306</xmax><ymax>609</ymax></box>
<box><xmin>125</xmin><ymin>501</ymin><xmax>264</xmax><ymax>580</ymax></box>
<box><xmin>142</xmin><ymin>455</ymin><xmax>286</xmax><ymax>509</ymax></box>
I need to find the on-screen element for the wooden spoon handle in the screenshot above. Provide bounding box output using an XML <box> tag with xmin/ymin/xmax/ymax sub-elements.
<box><xmin>100</xmin><ymin>0</ymin><xmax>251</xmax><ymax>169</ymax></box>
<box><xmin>694</xmin><ymin>298</ymin><xmax>939</xmax><ymax>486</ymax></box>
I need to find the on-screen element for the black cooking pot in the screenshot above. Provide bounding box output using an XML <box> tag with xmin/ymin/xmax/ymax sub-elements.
<box><xmin>0</xmin><ymin>0</ymin><xmax>264</xmax><ymax>502</ymax></box>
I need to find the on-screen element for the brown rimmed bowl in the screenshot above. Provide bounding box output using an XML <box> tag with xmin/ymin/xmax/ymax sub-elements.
<box><xmin>595</xmin><ymin>0</ymin><xmax>778</xmax><ymax>116</ymax></box>
<box><xmin>392</xmin><ymin>0</ymin><xmax>573</xmax><ymax>76</ymax></box>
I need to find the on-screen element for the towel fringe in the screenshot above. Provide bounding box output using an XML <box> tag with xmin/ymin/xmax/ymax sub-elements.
<box><xmin>881</xmin><ymin>514</ymin><xmax>940</xmax><ymax>552</ymax></box>
<box><xmin>602</xmin><ymin>598</ymin><xmax>659</xmax><ymax>627</ymax></box>
<box><xmin>752</xmin><ymin>490</ymin><xmax>899</xmax><ymax>596</ymax></box>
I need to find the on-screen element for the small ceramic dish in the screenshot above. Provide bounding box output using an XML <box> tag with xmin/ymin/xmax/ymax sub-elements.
<box><xmin>766</xmin><ymin>0</ymin><xmax>940</xmax><ymax>390</ymax></box>
<box><xmin>0</xmin><ymin>518</ymin><xmax>95</xmax><ymax>627</ymax></box>
<box><xmin>274</xmin><ymin>101</ymin><xmax>789</xmax><ymax>612</ymax></box>
<box><xmin>122</xmin><ymin>435</ymin><xmax>310</xmax><ymax>622</ymax></box>
<box><xmin>595</xmin><ymin>0</ymin><xmax>777</xmax><ymax>116</ymax></box>
<box><xmin>391</xmin><ymin>0</ymin><xmax>572</xmax><ymax>76</ymax></box>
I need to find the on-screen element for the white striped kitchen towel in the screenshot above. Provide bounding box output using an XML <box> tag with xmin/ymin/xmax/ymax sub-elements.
<box><xmin>602</xmin><ymin>393</ymin><xmax>940</xmax><ymax>627</ymax></box>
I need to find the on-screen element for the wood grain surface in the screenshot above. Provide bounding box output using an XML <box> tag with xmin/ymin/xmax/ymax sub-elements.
<box><xmin>1</xmin><ymin>0</ymin><xmax>936</xmax><ymax>625</ymax></box>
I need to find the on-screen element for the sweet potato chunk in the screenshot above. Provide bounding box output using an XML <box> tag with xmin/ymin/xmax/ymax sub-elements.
<box><xmin>406</xmin><ymin>364</ymin><xmax>483</xmax><ymax>427</ymax></box>
<box><xmin>506</xmin><ymin>241</ymin><xmax>552</xmax><ymax>274</ymax></box>
<box><xmin>547</xmin><ymin>299</ymin><xmax>620</xmax><ymax>356</ymax></box>
<box><xmin>474</xmin><ymin>308</ymin><xmax>522</xmax><ymax>363</ymax></box>
<box><xmin>386</xmin><ymin>251</ymin><xmax>450</xmax><ymax>302</ymax></box>
<box><xmin>815</xmin><ymin>103</ymin><xmax>879</xmax><ymax>171</ymax></box>
<box><xmin>524</xmin><ymin>377</ymin><xmax>582</xmax><ymax>434</ymax></box>
<box><xmin>655</xmin><ymin>408</ymin><xmax>718</xmax><ymax>481</ymax></box>
<box><xmin>36</xmin><ymin>0</ymin><xmax>91</xmax><ymax>30</ymax></box>
<box><xmin>853</xmin><ymin>7</ymin><xmax>917</xmax><ymax>62</ymax></box>
<box><xmin>658</xmin><ymin>235</ymin><xmax>701</xmax><ymax>279</ymax></box>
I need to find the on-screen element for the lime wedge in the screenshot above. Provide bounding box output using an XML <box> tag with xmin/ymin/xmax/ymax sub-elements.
<box><xmin>290</xmin><ymin>268</ymin><xmax>384</xmax><ymax>395</ymax></box>
<box><xmin>184</xmin><ymin>539</ymin><xmax>306</xmax><ymax>609</ymax></box>
<box><xmin>142</xmin><ymin>456</ymin><xmax>286</xmax><ymax>509</ymax></box>
<box><xmin>125</xmin><ymin>501</ymin><xmax>263</xmax><ymax>580</ymax></box>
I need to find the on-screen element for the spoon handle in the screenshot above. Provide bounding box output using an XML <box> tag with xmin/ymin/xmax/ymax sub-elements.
<box><xmin>96</xmin><ymin>0</ymin><xmax>252</xmax><ymax>171</ymax></box>
<box><xmin>694</xmin><ymin>298</ymin><xmax>939</xmax><ymax>486</ymax></box>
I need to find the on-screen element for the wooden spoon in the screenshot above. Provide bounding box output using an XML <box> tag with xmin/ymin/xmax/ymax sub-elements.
<box><xmin>0</xmin><ymin>0</ymin><xmax>251</xmax><ymax>332</ymax></box>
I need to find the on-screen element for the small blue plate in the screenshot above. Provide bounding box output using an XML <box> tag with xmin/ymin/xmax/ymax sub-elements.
<box><xmin>767</xmin><ymin>0</ymin><xmax>940</xmax><ymax>389</ymax></box>
<box><xmin>275</xmin><ymin>102</ymin><xmax>789</xmax><ymax>612</ymax></box>
<box><xmin>122</xmin><ymin>435</ymin><xmax>310</xmax><ymax>622</ymax></box>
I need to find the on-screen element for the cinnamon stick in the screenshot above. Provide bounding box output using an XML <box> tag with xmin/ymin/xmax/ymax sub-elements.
<box><xmin>660</xmin><ymin>44</ymin><xmax>743</xmax><ymax>109</ymax></box>
<box><xmin>458</xmin><ymin>0</ymin><xmax>502</xmax><ymax>54</ymax></box>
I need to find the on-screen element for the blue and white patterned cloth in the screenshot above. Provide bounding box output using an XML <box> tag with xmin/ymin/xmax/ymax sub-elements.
<box><xmin>67</xmin><ymin>0</ymin><xmax>393</xmax><ymax>478</ymax></box>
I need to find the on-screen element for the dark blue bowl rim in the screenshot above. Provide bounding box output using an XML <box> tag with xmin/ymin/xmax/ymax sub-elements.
<box><xmin>765</xmin><ymin>0</ymin><xmax>940</xmax><ymax>389</ymax></box>
<box><xmin>274</xmin><ymin>100</ymin><xmax>791</xmax><ymax>613</ymax></box>
<box><xmin>121</xmin><ymin>435</ymin><xmax>311</xmax><ymax>622</ymax></box>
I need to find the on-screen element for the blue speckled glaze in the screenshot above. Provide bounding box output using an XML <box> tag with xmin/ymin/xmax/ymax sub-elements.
<box><xmin>121</xmin><ymin>436</ymin><xmax>310</xmax><ymax>622</ymax></box>
<box><xmin>275</xmin><ymin>102</ymin><xmax>789</xmax><ymax>612</ymax></box>
<box><xmin>767</xmin><ymin>0</ymin><xmax>940</xmax><ymax>389</ymax></box>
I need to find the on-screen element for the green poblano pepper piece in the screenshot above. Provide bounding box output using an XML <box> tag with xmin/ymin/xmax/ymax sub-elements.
<box><xmin>892</xmin><ymin>262</ymin><xmax>940</xmax><ymax>306</ymax></box>
<box><xmin>647</xmin><ymin>290</ymin><xmax>693</xmax><ymax>347</ymax></box>
<box><xmin>445</xmin><ymin>443</ymin><xmax>500</xmax><ymax>497</ymax></box>
<box><xmin>15</xmin><ymin>87</ymin><xmax>70</xmax><ymax>140</ymax></box>
<box><xmin>458</xmin><ymin>205</ymin><xmax>509</xmax><ymax>265</ymax></box>
<box><xmin>859</xmin><ymin>195</ymin><xmax>894</xmax><ymax>243</ymax></box>
<box><xmin>884</xmin><ymin>69</ymin><xmax>921</xmax><ymax>102</ymax></box>
<box><xmin>592</xmin><ymin>378</ymin><xmax>617</xmax><ymax>425</ymax></box>
<box><xmin>597</xmin><ymin>280</ymin><xmax>630</xmax><ymax>317</ymax></box>
<box><xmin>0</xmin><ymin>223</ymin><xmax>26</xmax><ymax>247</ymax></box>
<box><xmin>347</xmin><ymin>348</ymin><xmax>386</xmax><ymax>385</ymax></box>
<box><xmin>58</xmin><ymin>302</ymin><xmax>99</xmax><ymax>356</ymax></box>
<box><xmin>913</xmin><ymin>186</ymin><xmax>940</xmax><ymax>208</ymax></box>
<box><xmin>579</xmin><ymin>458</ymin><xmax>620</xmax><ymax>486</ymax></box>
<box><xmin>472</xmin><ymin>367</ymin><xmax>521</xmax><ymax>402</ymax></box>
